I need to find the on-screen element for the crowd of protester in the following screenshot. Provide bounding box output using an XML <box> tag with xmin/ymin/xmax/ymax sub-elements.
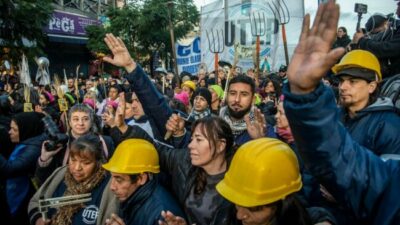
<box><xmin>0</xmin><ymin>0</ymin><xmax>399</xmax><ymax>224</ymax></box>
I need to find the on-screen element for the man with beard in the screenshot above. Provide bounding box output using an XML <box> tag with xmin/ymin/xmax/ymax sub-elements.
<box><xmin>333</xmin><ymin>49</ymin><xmax>400</xmax><ymax>156</ymax></box>
<box><xmin>219</xmin><ymin>75</ymin><xmax>276</xmax><ymax>146</ymax></box>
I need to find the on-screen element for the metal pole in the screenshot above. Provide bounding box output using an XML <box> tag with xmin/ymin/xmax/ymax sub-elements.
<box><xmin>281</xmin><ymin>24</ymin><xmax>289</xmax><ymax>66</ymax></box>
<box><xmin>167</xmin><ymin>1</ymin><xmax>179</xmax><ymax>76</ymax></box>
<box><xmin>256</xmin><ymin>35</ymin><xmax>260</xmax><ymax>80</ymax></box>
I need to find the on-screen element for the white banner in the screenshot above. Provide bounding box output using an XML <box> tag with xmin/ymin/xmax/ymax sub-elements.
<box><xmin>200</xmin><ymin>0</ymin><xmax>304</xmax><ymax>73</ymax></box>
<box><xmin>176</xmin><ymin>36</ymin><xmax>202</xmax><ymax>75</ymax></box>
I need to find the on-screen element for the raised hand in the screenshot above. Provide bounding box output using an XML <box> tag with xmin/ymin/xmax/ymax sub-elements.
<box><xmin>166</xmin><ymin>114</ymin><xmax>185</xmax><ymax>137</ymax></box>
<box><xmin>245</xmin><ymin>108</ymin><xmax>266</xmax><ymax>140</ymax></box>
<box><xmin>287</xmin><ymin>0</ymin><xmax>345</xmax><ymax>94</ymax></box>
<box><xmin>103</xmin><ymin>33</ymin><xmax>137</xmax><ymax>73</ymax></box>
<box><xmin>102</xmin><ymin>108</ymin><xmax>115</xmax><ymax>128</ymax></box>
<box><xmin>115</xmin><ymin>92</ymin><xmax>128</xmax><ymax>133</ymax></box>
<box><xmin>159</xmin><ymin>210</ymin><xmax>189</xmax><ymax>225</ymax></box>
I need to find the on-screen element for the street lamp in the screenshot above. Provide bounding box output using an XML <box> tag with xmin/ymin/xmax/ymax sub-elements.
<box><xmin>166</xmin><ymin>1</ymin><xmax>179</xmax><ymax>76</ymax></box>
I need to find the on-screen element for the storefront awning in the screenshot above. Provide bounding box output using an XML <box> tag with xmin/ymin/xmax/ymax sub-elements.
<box><xmin>47</xmin><ymin>34</ymin><xmax>88</xmax><ymax>45</ymax></box>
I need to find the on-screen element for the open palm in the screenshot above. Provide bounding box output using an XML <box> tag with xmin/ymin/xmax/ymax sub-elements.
<box><xmin>103</xmin><ymin>33</ymin><xmax>136</xmax><ymax>72</ymax></box>
<box><xmin>287</xmin><ymin>0</ymin><xmax>345</xmax><ymax>94</ymax></box>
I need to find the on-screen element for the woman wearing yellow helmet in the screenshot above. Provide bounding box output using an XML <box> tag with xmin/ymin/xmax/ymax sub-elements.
<box><xmin>216</xmin><ymin>138</ymin><xmax>312</xmax><ymax>225</ymax></box>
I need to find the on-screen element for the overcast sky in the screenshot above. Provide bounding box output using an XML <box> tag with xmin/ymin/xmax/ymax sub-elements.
<box><xmin>194</xmin><ymin>0</ymin><xmax>396</xmax><ymax>33</ymax></box>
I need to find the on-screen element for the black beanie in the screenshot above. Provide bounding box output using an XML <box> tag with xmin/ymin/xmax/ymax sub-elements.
<box><xmin>12</xmin><ymin>112</ymin><xmax>45</xmax><ymax>142</ymax></box>
<box><xmin>365</xmin><ymin>14</ymin><xmax>387</xmax><ymax>33</ymax></box>
<box><xmin>191</xmin><ymin>87</ymin><xmax>212</xmax><ymax>107</ymax></box>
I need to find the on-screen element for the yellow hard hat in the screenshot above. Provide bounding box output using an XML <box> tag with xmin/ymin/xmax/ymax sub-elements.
<box><xmin>181</xmin><ymin>80</ymin><xmax>196</xmax><ymax>91</ymax></box>
<box><xmin>332</xmin><ymin>50</ymin><xmax>382</xmax><ymax>81</ymax></box>
<box><xmin>216</xmin><ymin>138</ymin><xmax>302</xmax><ymax>207</ymax></box>
<box><xmin>102</xmin><ymin>139</ymin><xmax>160</xmax><ymax>174</ymax></box>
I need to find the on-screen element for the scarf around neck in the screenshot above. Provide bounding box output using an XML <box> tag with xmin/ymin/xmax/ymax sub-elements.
<box><xmin>50</xmin><ymin>166</ymin><xmax>106</xmax><ymax>225</ymax></box>
<box><xmin>220</xmin><ymin>106</ymin><xmax>255</xmax><ymax>137</ymax></box>
<box><xmin>188</xmin><ymin>108</ymin><xmax>211</xmax><ymax>121</ymax></box>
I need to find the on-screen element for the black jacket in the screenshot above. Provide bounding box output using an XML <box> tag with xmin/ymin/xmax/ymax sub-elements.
<box><xmin>333</xmin><ymin>36</ymin><xmax>351</xmax><ymax>49</ymax></box>
<box><xmin>156</xmin><ymin>144</ymin><xmax>238</xmax><ymax>225</ymax></box>
<box><xmin>358</xmin><ymin>24</ymin><xmax>400</xmax><ymax>78</ymax></box>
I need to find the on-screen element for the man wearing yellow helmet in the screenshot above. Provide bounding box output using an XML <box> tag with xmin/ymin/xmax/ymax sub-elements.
<box><xmin>103</xmin><ymin>139</ymin><xmax>184</xmax><ymax>225</ymax></box>
<box><xmin>332</xmin><ymin>49</ymin><xmax>400</xmax><ymax>156</ymax></box>
<box><xmin>283</xmin><ymin>1</ymin><xmax>400</xmax><ymax>224</ymax></box>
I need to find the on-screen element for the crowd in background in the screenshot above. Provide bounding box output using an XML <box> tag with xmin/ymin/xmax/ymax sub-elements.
<box><xmin>0</xmin><ymin>1</ymin><xmax>400</xmax><ymax>225</ymax></box>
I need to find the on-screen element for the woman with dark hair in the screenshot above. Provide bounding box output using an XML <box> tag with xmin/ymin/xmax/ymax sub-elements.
<box><xmin>160</xmin><ymin>138</ymin><xmax>323</xmax><ymax>225</ymax></box>
<box><xmin>259</xmin><ymin>78</ymin><xmax>281</xmax><ymax>126</ymax></box>
<box><xmin>105</xmin><ymin>95</ymin><xmax>237</xmax><ymax>224</ymax></box>
<box><xmin>29</xmin><ymin>134</ymin><xmax>118</xmax><ymax>225</ymax></box>
<box><xmin>332</xmin><ymin>26</ymin><xmax>351</xmax><ymax>49</ymax></box>
<box><xmin>156</xmin><ymin>116</ymin><xmax>239</xmax><ymax>225</ymax></box>
<box><xmin>35</xmin><ymin>104</ymin><xmax>114</xmax><ymax>185</ymax></box>
<box><xmin>0</xmin><ymin>112</ymin><xmax>46</xmax><ymax>225</ymax></box>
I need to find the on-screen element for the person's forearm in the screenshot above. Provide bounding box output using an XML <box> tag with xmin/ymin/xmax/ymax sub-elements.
<box><xmin>124</xmin><ymin>60</ymin><xmax>136</xmax><ymax>73</ymax></box>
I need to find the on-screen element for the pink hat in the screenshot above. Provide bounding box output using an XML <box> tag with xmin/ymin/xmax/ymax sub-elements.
<box><xmin>83</xmin><ymin>98</ymin><xmax>95</xmax><ymax>109</ymax></box>
<box><xmin>174</xmin><ymin>91</ymin><xmax>189</xmax><ymax>106</ymax></box>
<box><xmin>107</xmin><ymin>100</ymin><xmax>118</xmax><ymax>110</ymax></box>
<box><xmin>43</xmin><ymin>91</ymin><xmax>55</xmax><ymax>103</ymax></box>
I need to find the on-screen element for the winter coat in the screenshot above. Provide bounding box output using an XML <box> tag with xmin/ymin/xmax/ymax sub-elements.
<box><xmin>126</xmin><ymin>114</ymin><xmax>162</xmax><ymax>141</ymax></box>
<box><xmin>1</xmin><ymin>135</ymin><xmax>46</xmax><ymax>216</ymax></box>
<box><xmin>357</xmin><ymin>23</ymin><xmax>400</xmax><ymax>78</ymax></box>
<box><xmin>341</xmin><ymin>97</ymin><xmax>400</xmax><ymax>155</ymax></box>
<box><xmin>119</xmin><ymin>177</ymin><xmax>184</xmax><ymax>225</ymax></box>
<box><xmin>28</xmin><ymin>166</ymin><xmax>118</xmax><ymax>225</ymax></box>
<box><xmin>234</xmin><ymin>125</ymin><xmax>276</xmax><ymax>146</ymax></box>
<box><xmin>332</xmin><ymin>35</ymin><xmax>351</xmax><ymax>49</ymax></box>
<box><xmin>124</xmin><ymin>66</ymin><xmax>172</xmax><ymax>139</ymax></box>
<box><xmin>283</xmin><ymin>83</ymin><xmax>400</xmax><ymax>225</ymax></box>
<box><xmin>156</xmin><ymin>144</ymin><xmax>238</xmax><ymax>225</ymax></box>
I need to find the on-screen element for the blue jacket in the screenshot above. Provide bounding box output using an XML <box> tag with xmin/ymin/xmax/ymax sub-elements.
<box><xmin>234</xmin><ymin>125</ymin><xmax>276</xmax><ymax>146</ymax></box>
<box><xmin>119</xmin><ymin>178</ymin><xmax>184</xmax><ymax>225</ymax></box>
<box><xmin>0</xmin><ymin>135</ymin><xmax>45</xmax><ymax>215</ymax></box>
<box><xmin>341</xmin><ymin>97</ymin><xmax>400</xmax><ymax>155</ymax></box>
<box><xmin>283</xmin><ymin>83</ymin><xmax>400</xmax><ymax>225</ymax></box>
<box><xmin>125</xmin><ymin>66</ymin><xmax>172</xmax><ymax>139</ymax></box>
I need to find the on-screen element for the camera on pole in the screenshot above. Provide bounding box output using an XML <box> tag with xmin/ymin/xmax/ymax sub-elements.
<box><xmin>354</xmin><ymin>3</ymin><xmax>368</xmax><ymax>31</ymax></box>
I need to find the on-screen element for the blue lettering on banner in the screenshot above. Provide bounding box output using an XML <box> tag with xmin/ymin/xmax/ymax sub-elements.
<box><xmin>177</xmin><ymin>37</ymin><xmax>201</xmax><ymax>56</ymax></box>
<box><xmin>176</xmin><ymin>36</ymin><xmax>201</xmax><ymax>74</ymax></box>
<box><xmin>177</xmin><ymin>58</ymin><xmax>190</xmax><ymax>65</ymax></box>
<box><xmin>182</xmin><ymin>65</ymin><xmax>199</xmax><ymax>74</ymax></box>
<box><xmin>190</xmin><ymin>55</ymin><xmax>201</xmax><ymax>63</ymax></box>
